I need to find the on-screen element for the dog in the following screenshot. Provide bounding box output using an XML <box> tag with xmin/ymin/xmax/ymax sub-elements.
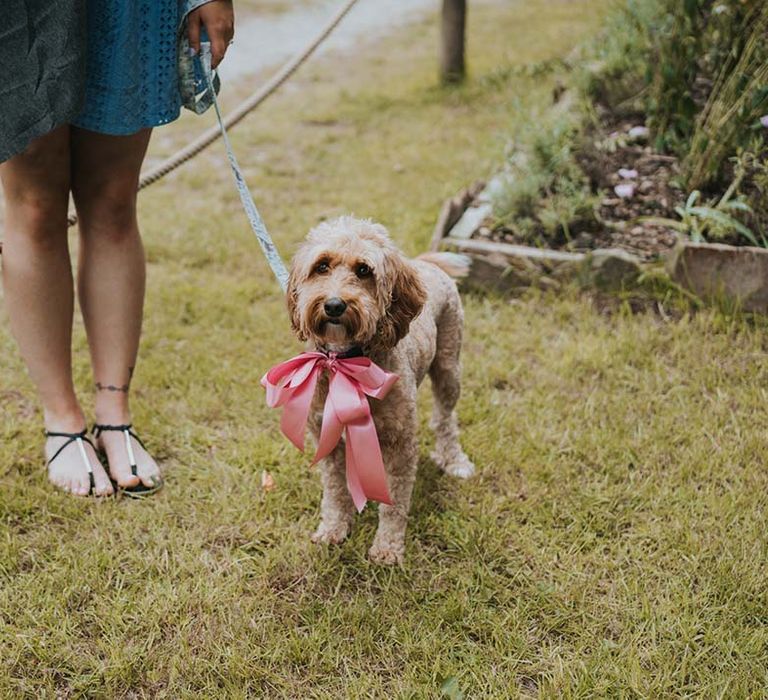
<box><xmin>286</xmin><ymin>216</ymin><xmax>474</xmax><ymax>564</ymax></box>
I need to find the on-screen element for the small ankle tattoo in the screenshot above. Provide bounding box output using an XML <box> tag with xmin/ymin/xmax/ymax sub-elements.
<box><xmin>95</xmin><ymin>382</ymin><xmax>129</xmax><ymax>393</ymax></box>
<box><xmin>95</xmin><ymin>367</ymin><xmax>134</xmax><ymax>393</ymax></box>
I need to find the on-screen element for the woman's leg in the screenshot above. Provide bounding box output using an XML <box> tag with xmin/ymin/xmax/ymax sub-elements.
<box><xmin>69</xmin><ymin>127</ymin><xmax>161</xmax><ymax>489</ymax></box>
<box><xmin>0</xmin><ymin>127</ymin><xmax>113</xmax><ymax>496</ymax></box>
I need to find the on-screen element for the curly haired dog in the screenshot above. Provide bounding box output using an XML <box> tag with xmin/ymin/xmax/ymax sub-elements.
<box><xmin>287</xmin><ymin>216</ymin><xmax>474</xmax><ymax>565</ymax></box>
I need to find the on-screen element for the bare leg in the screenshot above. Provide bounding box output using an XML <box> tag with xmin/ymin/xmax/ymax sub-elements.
<box><xmin>70</xmin><ymin>127</ymin><xmax>160</xmax><ymax>489</ymax></box>
<box><xmin>429</xmin><ymin>302</ymin><xmax>474</xmax><ymax>478</ymax></box>
<box><xmin>0</xmin><ymin>127</ymin><xmax>112</xmax><ymax>496</ymax></box>
<box><xmin>311</xmin><ymin>447</ymin><xmax>357</xmax><ymax>544</ymax></box>
<box><xmin>369</xmin><ymin>428</ymin><xmax>420</xmax><ymax>566</ymax></box>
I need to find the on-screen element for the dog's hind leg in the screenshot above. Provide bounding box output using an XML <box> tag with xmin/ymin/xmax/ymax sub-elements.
<box><xmin>311</xmin><ymin>447</ymin><xmax>356</xmax><ymax>545</ymax></box>
<box><xmin>429</xmin><ymin>300</ymin><xmax>475</xmax><ymax>479</ymax></box>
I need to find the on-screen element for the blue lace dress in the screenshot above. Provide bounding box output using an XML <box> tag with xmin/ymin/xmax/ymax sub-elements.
<box><xmin>74</xmin><ymin>0</ymin><xmax>215</xmax><ymax>135</ymax></box>
<box><xmin>72</xmin><ymin>1</ymin><xmax>181</xmax><ymax>134</ymax></box>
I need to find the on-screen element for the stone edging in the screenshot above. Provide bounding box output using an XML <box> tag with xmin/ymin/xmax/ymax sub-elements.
<box><xmin>432</xmin><ymin>181</ymin><xmax>768</xmax><ymax>313</ymax></box>
<box><xmin>666</xmin><ymin>241</ymin><xmax>768</xmax><ymax>313</ymax></box>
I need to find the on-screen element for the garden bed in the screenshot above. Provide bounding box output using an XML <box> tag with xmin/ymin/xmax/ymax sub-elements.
<box><xmin>431</xmin><ymin>176</ymin><xmax>644</xmax><ymax>295</ymax></box>
<box><xmin>436</xmin><ymin>114</ymin><xmax>682</xmax><ymax>258</ymax></box>
<box><xmin>434</xmin><ymin>168</ymin><xmax>768</xmax><ymax>313</ymax></box>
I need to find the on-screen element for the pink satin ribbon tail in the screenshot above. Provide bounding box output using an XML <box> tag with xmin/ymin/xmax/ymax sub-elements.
<box><xmin>261</xmin><ymin>351</ymin><xmax>398</xmax><ymax>511</ymax></box>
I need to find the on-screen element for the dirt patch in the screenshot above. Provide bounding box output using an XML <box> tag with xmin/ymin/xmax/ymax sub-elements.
<box><xmin>576</xmin><ymin>118</ymin><xmax>683</xmax><ymax>260</ymax></box>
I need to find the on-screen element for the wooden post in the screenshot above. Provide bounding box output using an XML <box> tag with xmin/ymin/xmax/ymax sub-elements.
<box><xmin>441</xmin><ymin>0</ymin><xmax>467</xmax><ymax>84</ymax></box>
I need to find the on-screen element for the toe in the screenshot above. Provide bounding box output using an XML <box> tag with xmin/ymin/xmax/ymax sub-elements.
<box><xmin>126</xmin><ymin>472</ymin><xmax>141</xmax><ymax>487</ymax></box>
<box><xmin>137</xmin><ymin>468</ymin><xmax>161</xmax><ymax>489</ymax></box>
<box><xmin>94</xmin><ymin>476</ymin><xmax>114</xmax><ymax>497</ymax></box>
<box><xmin>72</xmin><ymin>477</ymin><xmax>90</xmax><ymax>496</ymax></box>
<box><xmin>52</xmin><ymin>474</ymin><xmax>72</xmax><ymax>493</ymax></box>
<box><xmin>88</xmin><ymin>456</ymin><xmax>114</xmax><ymax>497</ymax></box>
<box><xmin>109</xmin><ymin>461</ymin><xmax>140</xmax><ymax>488</ymax></box>
<box><xmin>135</xmin><ymin>448</ymin><xmax>162</xmax><ymax>488</ymax></box>
<box><xmin>118</xmin><ymin>474</ymin><xmax>141</xmax><ymax>488</ymax></box>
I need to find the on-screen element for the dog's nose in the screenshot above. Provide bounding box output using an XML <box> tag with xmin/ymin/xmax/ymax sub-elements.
<box><xmin>324</xmin><ymin>297</ymin><xmax>347</xmax><ymax>318</ymax></box>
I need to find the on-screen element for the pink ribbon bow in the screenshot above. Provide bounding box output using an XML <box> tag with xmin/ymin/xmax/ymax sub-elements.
<box><xmin>261</xmin><ymin>351</ymin><xmax>399</xmax><ymax>511</ymax></box>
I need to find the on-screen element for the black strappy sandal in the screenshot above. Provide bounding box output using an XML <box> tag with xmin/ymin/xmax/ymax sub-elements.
<box><xmin>93</xmin><ymin>423</ymin><xmax>163</xmax><ymax>498</ymax></box>
<box><xmin>45</xmin><ymin>428</ymin><xmax>101</xmax><ymax>496</ymax></box>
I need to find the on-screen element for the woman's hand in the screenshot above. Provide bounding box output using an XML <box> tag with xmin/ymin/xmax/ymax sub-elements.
<box><xmin>188</xmin><ymin>0</ymin><xmax>235</xmax><ymax>69</ymax></box>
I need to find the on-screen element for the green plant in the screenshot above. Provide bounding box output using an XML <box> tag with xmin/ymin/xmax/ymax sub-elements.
<box><xmin>642</xmin><ymin>189</ymin><xmax>765</xmax><ymax>246</ymax></box>
<box><xmin>646</xmin><ymin>0</ymin><xmax>707</xmax><ymax>151</ymax></box>
<box><xmin>579</xmin><ymin>0</ymin><xmax>658</xmax><ymax>113</ymax></box>
<box><xmin>685</xmin><ymin>4</ymin><xmax>768</xmax><ymax>188</ymax></box>
<box><xmin>494</xmin><ymin>107</ymin><xmax>597</xmax><ymax>245</ymax></box>
<box><xmin>646</xmin><ymin>1</ymin><xmax>765</xmax><ymax>151</ymax></box>
<box><xmin>742</xmin><ymin>142</ymin><xmax>768</xmax><ymax>230</ymax></box>
<box><xmin>587</xmin><ymin>0</ymin><xmax>767</xmax><ymax>186</ymax></box>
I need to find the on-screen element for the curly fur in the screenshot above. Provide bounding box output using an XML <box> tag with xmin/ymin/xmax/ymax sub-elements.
<box><xmin>286</xmin><ymin>216</ymin><xmax>474</xmax><ymax>565</ymax></box>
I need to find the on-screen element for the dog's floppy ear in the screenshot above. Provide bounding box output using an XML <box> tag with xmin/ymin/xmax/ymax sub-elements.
<box><xmin>374</xmin><ymin>254</ymin><xmax>427</xmax><ymax>350</ymax></box>
<box><xmin>286</xmin><ymin>264</ymin><xmax>307</xmax><ymax>341</ymax></box>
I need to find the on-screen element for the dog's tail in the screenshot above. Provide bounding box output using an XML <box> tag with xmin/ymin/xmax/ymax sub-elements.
<box><xmin>416</xmin><ymin>251</ymin><xmax>471</xmax><ymax>279</ymax></box>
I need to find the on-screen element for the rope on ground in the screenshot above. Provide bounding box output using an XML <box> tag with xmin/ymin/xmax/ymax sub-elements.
<box><xmin>66</xmin><ymin>0</ymin><xmax>361</xmax><ymax>228</ymax></box>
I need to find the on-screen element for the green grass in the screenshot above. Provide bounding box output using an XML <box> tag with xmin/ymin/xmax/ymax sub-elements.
<box><xmin>3</xmin><ymin>0</ymin><xmax>768</xmax><ymax>696</ymax></box>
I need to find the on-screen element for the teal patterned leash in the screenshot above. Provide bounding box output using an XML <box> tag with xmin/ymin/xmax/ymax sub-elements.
<box><xmin>200</xmin><ymin>53</ymin><xmax>290</xmax><ymax>291</ymax></box>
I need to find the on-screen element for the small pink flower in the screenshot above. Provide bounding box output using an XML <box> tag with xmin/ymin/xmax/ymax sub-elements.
<box><xmin>761</xmin><ymin>115</ymin><xmax>768</xmax><ymax>128</ymax></box>
<box><xmin>618</xmin><ymin>168</ymin><xmax>639</xmax><ymax>179</ymax></box>
<box><xmin>615</xmin><ymin>183</ymin><xmax>635</xmax><ymax>199</ymax></box>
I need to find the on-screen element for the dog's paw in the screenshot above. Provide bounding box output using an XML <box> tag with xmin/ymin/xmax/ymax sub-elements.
<box><xmin>368</xmin><ymin>541</ymin><xmax>404</xmax><ymax>566</ymax></box>
<box><xmin>432</xmin><ymin>450</ymin><xmax>475</xmax><ymax>479</ymax></box>
<box><xmin>311</xmin><ymin>521</ymin><xmax>350</xmax><ymax>545</ymax></box>
<box><xmin>445</xmin><ymin>455</ymin><xmax>475</xmax><ymax>479</ymax></box>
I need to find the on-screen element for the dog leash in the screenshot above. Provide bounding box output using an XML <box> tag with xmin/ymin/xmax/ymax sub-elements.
<box><xmin>200</xmin><ymin>54</ymin><xmax>290</xmax><ymax>291</ymax></box>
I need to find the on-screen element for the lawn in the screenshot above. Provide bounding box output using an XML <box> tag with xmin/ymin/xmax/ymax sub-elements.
<box><xmin>2</xmin><ymin>0</ymin><xmax>768</xmax><ymax>697</ymax></box>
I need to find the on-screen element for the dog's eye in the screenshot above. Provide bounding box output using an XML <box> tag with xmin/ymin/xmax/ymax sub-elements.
<box><xmin>314</xmin><ymin>261</ymin><xmax>330</xmax><ymax>274</ymax></box>
<box><xmin>355</xmin><ymin>263</ymin><xmax>372</xmax><ymax>278</ymax></box>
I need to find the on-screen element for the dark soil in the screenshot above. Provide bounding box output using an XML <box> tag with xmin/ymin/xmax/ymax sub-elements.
<box><xmin>575</xmin><ymin>118</ymin><xmax>683</xmax><ymax>260</ymax></box>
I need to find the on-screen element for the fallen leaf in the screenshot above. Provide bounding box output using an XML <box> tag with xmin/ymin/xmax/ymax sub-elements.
<box><xmin>261</xmin><ymin>470</ymin><xmax>276</xmax><ymax>492</ymax></box>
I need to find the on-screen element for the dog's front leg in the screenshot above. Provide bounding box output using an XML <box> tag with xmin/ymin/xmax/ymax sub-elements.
<box><xmin>368</xmin><ymin>432</ymin><xmax>419</xmax><ymax>566</ymax></box>
<box><xmin>311</xmin><ymin>445</ymin><xmax>356</xmax><ymax>545</ymax></box>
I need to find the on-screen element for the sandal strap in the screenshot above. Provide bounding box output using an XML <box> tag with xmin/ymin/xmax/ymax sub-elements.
<box><xmin>93</xmin><ymin>423</ymin><xmax>132</xmax><ymax>435</ymax></box>
<box><xmin>93</xmin><ymin>423</ymin><xmax>145</xmax><ymax>446</ymax></box>
<box><xmin>93</xmin><ymin>424</ymin><xmax>146</xmax><ymax>474</ymax></box>
<box><xmin>45</xmin><ymin>430</ymin><xmax>96</xmax><ymax>489</ymax></box>
<box><xmin>45</xmin><ymin>428</ymin><xmax>88</xmax><ymax>440</ymax></box>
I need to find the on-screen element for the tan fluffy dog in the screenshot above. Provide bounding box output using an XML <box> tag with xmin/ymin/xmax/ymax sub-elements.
<box><xmin>287</xmin><ymin>216</ymin><xmax>474</xmax><ymax>564</ymax></box>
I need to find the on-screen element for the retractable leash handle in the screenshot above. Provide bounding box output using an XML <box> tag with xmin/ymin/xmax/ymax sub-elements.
<box><xmin>194</xmin><ymin>46</ymin><xmax>290</xmax><ymax>291</ymax></box>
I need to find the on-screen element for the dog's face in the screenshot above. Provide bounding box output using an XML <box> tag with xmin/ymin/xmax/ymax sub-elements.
<box><xmin>287</xmin><ymin>217</ymin><xmax>427</xmax><ymax>352</ymax></box>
